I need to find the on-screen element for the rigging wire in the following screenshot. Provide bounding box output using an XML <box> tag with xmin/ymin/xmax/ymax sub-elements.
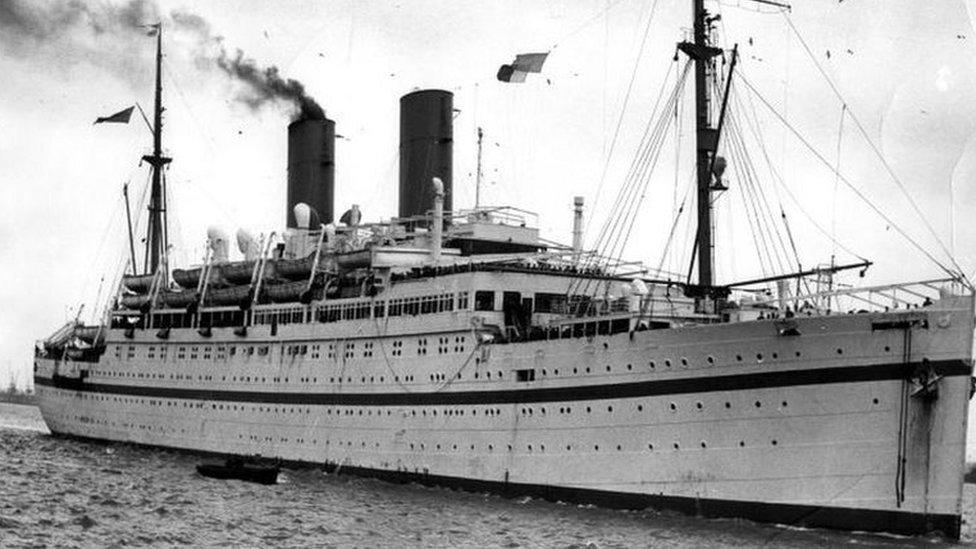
<box><xmin>550</xmin><ymin>0</ymin><xmax>636</xmax><ymax>50</ymax></box>
<box><xmin>726</xmin><ymin>110</ymin><xmax>794</xmax><ymax>274</ymax></box>
<box><xmin>737</xmin><ymin>72</ymin><xmax>955</xmax><ymax>277</ymax></box>
<box><xmin>782</xmin><ymin>13</ymin><xmax>968</xmax><ymax>284</ymax></box>
<box><xmin>831</xmin><ymin>104</ymin><xmax>846</xmax><ymax>262</ymax></box>
<box><xmin>569</xmin><ymin>62</ymin><xmax>691</xmax><ymax>305</ymax></box>
<box><xmin>585</xmin><ymin>0</ymin><xmax>665</xmax><ymax>240</ymax></box>
<box><xmin>591</xmin><ymin>63</ymin><xmax>691</xmax><ymax>261</ymax></box>
<box><xmin>735</xmin><ymin>72</ymin><xmax>867</xmax><ymax>262</ymax></box>
<box><xmin>729</xmin><ymin>80</ymin><xmax>802</xmax><ymax>271</ymax></box>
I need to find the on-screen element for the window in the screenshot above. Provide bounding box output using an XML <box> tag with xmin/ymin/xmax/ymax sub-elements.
<box><xmin>515</xmin><ymin>369</ymin><xmax>536</xmax><ymax>382</ymax></box>
<box><xmin>475</xmin><ymin>291</ymin><xmax>495</xmax><ymax>311</ymax></box>
<box><xmin>534</xmin><ymin>293</ymin><xmax>567</xmax><ymax>314</ymax></box>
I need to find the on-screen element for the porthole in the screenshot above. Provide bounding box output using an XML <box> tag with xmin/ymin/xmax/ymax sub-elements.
<box><xmin>771</xmin><ymin>352</ymin><xmax>778</xmax><ymax>359</ymax></box>
<box><xmin>724</xmin><ymin>402</ymin><xmax>731</xmax><ymax>408</ymax></box>
<box><xmin>756</xmin><ymin>353</ymin><xmax>763</xmax><ymax>361</ymax></box>
<box><xmin>736</xmin><ymin>354</ymin><xmax>743</xmax><ymax>362</ymax></box>
<box><xmin>706</xmin><ymin>356</ymin><xmax>714</xmax><ymax>364</ymax></box>
<box><xmin>700</xmin><ymin>441</ymin><xmax>707</xmax><ymax>448</ymax></box>
<box><xmin>681</xmin><ymin>358</ymin><xmax>688</xmax><ymax>366</ymax></box>
<box><xmin>606</xmin><ymin>366</ymin><xmax>611</xmax><ymax>372</ymax></box>
<box><xmin>884</xmin><ymin>346</ymin><xmax>891</xmax><ymax>352</ymax></box>
<box><xmin>739</xmin><ymin>441</ymin><xmax>745</xmax><ymax>447</ymax></box>
<box><xmin>586</xmin><ymin>406</ymin><xmax>592</xmax><ymax>413</ymax></box>
<box><xmin>637</xmin><ymin>405</ymin><xmax>643</xmax><ymax>412</ymax></box>
<box><xmin>755</xmin><ymin>401</ymin><xmax>762</xmax><ymax>408</ymax></box>
<box><xmin>669</xmin><ymin>403</ymin><xmax>676</xmax><ymax>411</ymax></box>
<box><xmin>673</xmin><ymin>443</ymin><xmax>680</xmax><ymax>450</ymax></box>
<box><xmin>872</xmin><ymin>398</ymin><xmax>879</xmax><ymax>405</ymax></box>
<box><xmin>665</xmin><ymin>360</ymin><xmax>672</xmax><ymax>368</ymax></box>
<box><xmin>647</xmin><ymin>444</ymin><xmax>654</xmax><ymax>450</ymax></box>
<box><xmin>695</xmin><ymin>402</ymin><xmax>703</xmax><ymax>410</ymax></box>
<box><xmin>836</xmin><ymin>348</ymin><xmax>843</xmax><ymax>355</ymax></box>
<box><xmin>781</xmin><ymin>401</ymin><xmax>788</xmax><ymax>407</ymax></box>
<box><xmin>616</xmin><ymin>445</ymin><xmax>622</xmax><ymax>451</ymax></box>
<box><xmin>771</xmin><ymin>440</ymin><xmax>778</xmax><ymax>446</ymax></box>
<box><xmin>795</xmin><ymin>351</ymin><xmax>801</xmax><ymax>357</ymax></box>
<box><xmin>594</xmin><ymin>445</ymin><xmax>599</xmax><ymax>451</ymax></box>
<box><xmin>649</xmin><ymin>361</ymin><xmax>655</xmax><ymax>369</ymax></box>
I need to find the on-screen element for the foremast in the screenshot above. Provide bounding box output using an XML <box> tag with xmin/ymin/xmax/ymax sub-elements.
<box><xmin>142</xmin><ymin>24</ymin><xmax>171</xmax><ymax>277</ymax></box>
<box><xmin>678</xmin><ymin>0</ymin><xmax>724</xmax><ymax>289</ymax></box>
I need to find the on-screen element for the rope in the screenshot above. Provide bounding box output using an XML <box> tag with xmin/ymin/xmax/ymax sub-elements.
<box><xmin>550</xmin><ymin>0</ymin><xmax>635</xmax><ymax>50</ymax></box>
<box><xmin>586</xmin><ymin>0</ymin><xmax>664</xmax><ymax>239</ymax></box>
<box><xmin>831</xmin><ymin>105</ymin><xmax>846</xmax><ymax>261</ymax></box>
<box><xmin>782</xmin><ymin>13</ymin><xmax>968</xmax><ymax>284</ymax></box>
<box><xmin>736</xmin><ymin>77</ymin><xmax>867</xmax><ymax>262</ymax></box>
<box><xmin>737</xmin><ymin>72</ymin><xmax>955</xmax><ymax>277</ymax></box>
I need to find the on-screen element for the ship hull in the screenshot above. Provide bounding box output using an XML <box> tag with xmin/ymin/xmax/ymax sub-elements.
<box><xmin>33</xmin><ymin>297</ymin><xmax>974</xmax><ymax>538</ymax></box>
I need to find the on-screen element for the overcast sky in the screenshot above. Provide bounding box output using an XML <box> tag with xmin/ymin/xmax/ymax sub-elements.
<box><xmin>2</xmin><ymin>0</ymin><xmax>976</xmax><ymax>452</ymax></box>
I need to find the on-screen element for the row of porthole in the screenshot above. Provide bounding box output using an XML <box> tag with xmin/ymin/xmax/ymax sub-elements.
<box><xmin>648</xmin><ymin>345</ymin><xmax>874</xmax><ymax>371</ymax></box>
<box><xmin>65</xmin><ymin>393</ymin><xmax>884</xmax><ymax>416</ymax></box>
<box><xmin>394</xmin><ymin>439</ymin><xmax>786</xmax><ymax>453</ymax></box>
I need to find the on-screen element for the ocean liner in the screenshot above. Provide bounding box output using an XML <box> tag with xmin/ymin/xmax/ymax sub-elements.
<box><xmin>34</xmin><ymin>2</ymin><xmax>974</xmax><ymax>538</ymax></box>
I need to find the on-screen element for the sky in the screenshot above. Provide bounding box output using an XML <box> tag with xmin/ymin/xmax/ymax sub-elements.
<box><xmin>2</xmin><ymin>0</ymin><xmax>976</xmax><ymax>452</ymax></box>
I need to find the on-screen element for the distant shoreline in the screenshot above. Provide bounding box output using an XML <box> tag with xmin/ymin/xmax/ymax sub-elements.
<box><xmin>0</xmin><ymin>392</ymin><xmax>36</xmax><ymax>406</ymax></box>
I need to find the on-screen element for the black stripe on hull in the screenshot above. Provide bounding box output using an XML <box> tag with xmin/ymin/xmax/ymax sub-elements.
<box><xmin>35</xmin><ymin>359</ymin><xmax>972</xmax><ymax>406</ymax></box>
<box><xmin>46</xmin><ymin>431</ymin><xmax>963</xmax><ymax>540</ymax></box>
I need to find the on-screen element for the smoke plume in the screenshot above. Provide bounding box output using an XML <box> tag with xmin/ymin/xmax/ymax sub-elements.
<box><xmin>0</xmin><ymin>0</ymin><xmax>324</xmax><ymax>120</ymax></box>
<box><xmin>169</xmin><ymin>8</ymin><xmax>324</xmax><ymax>120</ymax></box>
<box><xmin>215</xmin><ymin>49</ymin><xmax>325</xmax><ymax>120</ymax></box>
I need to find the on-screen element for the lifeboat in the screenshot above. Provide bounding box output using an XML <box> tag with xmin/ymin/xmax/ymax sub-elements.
<box><xmin>120</xmin><ymin>293</ymin><xmax>151</xmax><ymax>310</ymax></box>
<box><xmin>205</xmin><ymin>285</ymin><xmax>252</xmax><ymax>307</ymax></box>
<box><xmin>219</xmin><ymin>260</ymin><xmax>280</xmax><ymax>285</ymax></box>
<box><xmin>73</xmin><ymin>326</ymin><xmax>105</xmax><ymax>346</ymax></box>
<box><xmin>264</xmin><ymin>274</ymin><xmax>325</xmax><ymax>304</ymax></box>
<box><xmin>172</xmin><ymin>267</ymin><xmax>228</xmax><ymax>290</ymax></box>
<box><xmin>121</xmin><ymin>273</ymin><xmax>155</xmax><ymax>294</ymax></box>
<box><xmin>275</xmin><ymin>253</ymin><xmax>316</xmax><ymax>280</ymax></box>
<box><xmin>161</xmin><ymin>290</ymin><xmax>198</xmax><ymax>308</ymax></box>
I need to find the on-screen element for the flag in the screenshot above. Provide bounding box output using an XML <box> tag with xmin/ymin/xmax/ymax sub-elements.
<box><xmin>94</xmin><ymin>106</ymin><xmax>134</xmax><ymax>125</ymax></box>
<box><xmin>497</xmin><ymin>52</ymin><xmax>549</xmax><ymax>83</ymax></box>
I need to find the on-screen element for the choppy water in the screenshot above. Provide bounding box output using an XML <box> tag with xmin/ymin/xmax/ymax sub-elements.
<box><xmin>1</xmin><ymin>403</ymin><xmax>974</xmax><ymax>548</ymax></box>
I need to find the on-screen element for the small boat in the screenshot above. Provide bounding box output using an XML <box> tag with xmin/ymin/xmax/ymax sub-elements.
<box><xmin>121</xmin><ymin>273</ymin><xmax>155</xmax><ymax>294</ymax></box>
<box><xmin>196</xmin><ymin>458</ymin><xmax>279</xmax><ymax>485</ymax></box>
<box><xmin>205</xmin><ymin>285</ymin><xmax>252</xmax><ymax>307</ymax></box>
<box><xmin>120</xmin><ymin>293</ymin><xmax>151</xmax><ymax>310</ymax></box>
<box><xmin>275</xmin><ymin>253</ymin><xmax>316</xmax><ymax>280</ymax></box>
<box><xmin>219</xmin><ymin>260</ymin><xmax>257</xmax><ymax>284</ymax></box>
<box><xmin>220</xmin><ymin>260</ymin><xmax>281</xmax><ymax>285</ymax></box>
<box><xmin>73</xmin><ymin>325</ymin><xmax>105</xmax><ymax>345</ymax></box>
<box><xmin>161</xmin><ymin>290</ymin><xmax>198</xmax><ymax>308</ymax></box>
<box><xmin>264</xmin><ymin>273</ymin><xmax>326</xmax><ymax>304</ymax></box>
<box><xmin>264</xmin><ymin>280</ymin><xmax>312</xmax><ymax>303</ymax></box>
<box><xmin>172</xmin><ymin>267</ymin><xmax>228</xmax><ymax>290</ymax></box>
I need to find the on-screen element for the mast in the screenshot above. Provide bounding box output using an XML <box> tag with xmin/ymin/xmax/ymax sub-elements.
<box><xmin>123</xmin><ymin>183</ymin><xmax>137</xmax><ymax>276</ymax></box>
<box><xmin>142</xmin><ymin>24</ymin><xmax>171</xmax><ymax>275</ymax></box>
<box><xmin>475</xmin><ymin>127</ymin><xmax>484</xmax><ymax>208</ymax></box>
<box><xmin>678</xmin><ymin>0</ymin><xmax>722</xmax><ymax>288</ymax></box>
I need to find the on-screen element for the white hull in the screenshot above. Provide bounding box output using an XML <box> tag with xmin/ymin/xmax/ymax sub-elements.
<box><xmin>35</xmin><ymin>295</ymin><xmax>974</xmax><ymax>537</ymax></box>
